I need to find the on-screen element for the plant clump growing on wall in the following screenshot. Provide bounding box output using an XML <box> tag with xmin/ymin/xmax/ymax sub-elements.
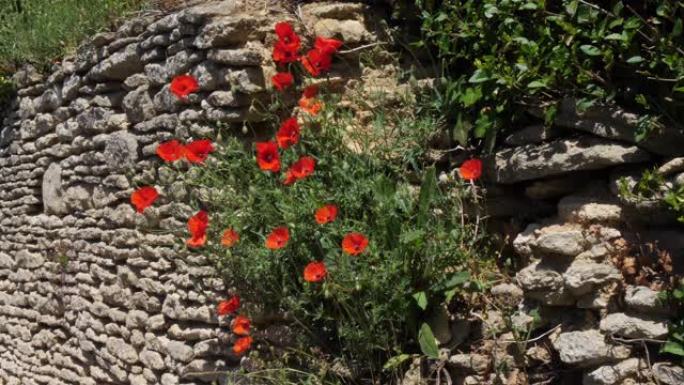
<box><xmin>130</xmin><ymin>20</ymin><xmax>492</xmax><ymax>384</ymax></box>
<box><xmin>417</xmin><ymin>0</ymin><xmax>684</xmax><ymax>150</ymax></box>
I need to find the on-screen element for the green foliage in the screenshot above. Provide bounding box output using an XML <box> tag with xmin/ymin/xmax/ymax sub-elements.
<box><xmin>659</xmin><ymin>279</ymin><xmax>684</xmax><ymax>364</ymax></box>
<box><xmin>178</xmin><ymin>91</ymin><xmax>489</xmax><ymax>382</ymax></box>
<box><xmin>618</xmin><ymin>169</ymin><xmax>684</xmax><ymax>223</ymax></box>
<box><xmin>416</xmin><ymin>0</ymin><xmax>684</xmax><ymax>149</ymax></box>
<box><xmin>0</xmin><ymin>0</ymin><xmax>147</xmax><ymax>72</ymax></box>
<box><xmin>0</xmin><ymin>74</ymin><xmax>14</xmax><ymax>107</ymax></box>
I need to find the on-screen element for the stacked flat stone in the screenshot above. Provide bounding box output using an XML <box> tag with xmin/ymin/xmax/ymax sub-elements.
<box><xmin>0</xmin><ymin>1</ymin><xmax>376</xmax><ymax>384</ymax></box>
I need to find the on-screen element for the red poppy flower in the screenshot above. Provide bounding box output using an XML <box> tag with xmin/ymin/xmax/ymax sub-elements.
<box><xmin>156</xmin><ymin>140</ymin><xmax>186</xmax><ymax>162</ymax></box>
<box><xmin>231</xmin><ymin>315</ymin><xmax>251</xmax><ymax>336</ymax></box>
<box><xmin>275</xmin><ymin>22</ymin><xmax>300</xmax><ymax>46</ymax></box>
<box><xmin>184</xmin><ymin>139</ymin><xmax>215</xmax><ymax>164</ymax></box>
<box><xmin>275</xmin><ymin>117</ymin><xmax>300</xmax><ymax>149</ymax></box>
<box><xmin>221</xmin><ymin>228</ymin><xmax>239</xmax><ymax>248</ymax></box>
<box><xmin>271</xmin><ymin>72</ymin><xmax>294</xmax><ymax>91</ymax></box>
<box><xmin>303</xmin><ymin>261</ymin><xmax>327</xmax><ymax>283</ymax></box>
<box><xmin>301</xmin><ymin>48</ymin><xmax>332</xmax><ymax>77</ymax></box>
<box><xmin>170</xmin><ymin>74</ymin><xmax>199</xmax><ymax>100</ymax></box>
<box><xmin>273</xmin><ymin>41</ymin><xmax>301</xmax><ymax>65</ymax></box>
<box><xmin>342</xmin><ymin>232</ymin><xmax>369</xmax><ymax>256</ymax></box>
<box><xmin>265</xmin><ymin>227</ymin><xmax>289</xmax><ymax>250</ymax></box>
<box><xmin>130</xmin><ymin>186</ymin><xmax>159</xmax><ymax>213</ymax></box>
<box><xmin>315</xmin><ymin>204</ymin><xmax>338</xmax><ymax>224</ymax></box>
<box><xmin>314</xmin><ymin>36</ymin><xmax>343</xmax><ymax>55</ymax></box>
<box><xmin>217</xmin><ymin>295</ymin><xmax>240</xmax><ymax>316</ymax></box>
<box><xmin>283</xmin><ymin>156</ymin><xmax>316</xmax><ymax>185</ymax></box>
<box><xmin>302</xmin><ymin>85</ymin><xmax>319</xmax><ymax>99</ymax></box>
<box><xmin>232</xmin><ymin>336</ymin><xmax>253</xmax><ymax>355</ymax></box>
<box><xmin>255</xmin><ymin>141</ymin><xmax>281</xmax><ymax>172</ymax></box>
<box><xmin>459</xmin><ymin>158</ymin><xmax>482</xmax><ymax>181</ymax></box>
<box><xmin>187</xmin><ymin>210</ymin><xmax>208</xmax><ymax>248</ymax></box>
<box><xmin>290</xmin><ymin>156</ymin><xmax>316</xmax><ymax>178</ymax></box>
<box><xmin>300</xmin><ymin>97</ymin><xmax>323</xmax><ymax>116</ymax></box>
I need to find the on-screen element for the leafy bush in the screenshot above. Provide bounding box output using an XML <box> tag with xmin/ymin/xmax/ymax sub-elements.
<box><xmin>659</xmin><ymin>279</ymin><xmax>684</xmax><ymax>364</ymax></box>
<box><xmin>174</xmin><ymin>87</ymin><xmax>488</xmax><ymax>381</ymax></box>
<box><xmin>0</xmin><ymin>0</ymin><xmax>147</xmax><ymax>72</ymax></box>
<box><xmin>618</xmin><ymin>169</ymin><xmax>684</xmax><ymax>223</ymax></box>
<box><xmin>416</xmin><ymin>0</ymin><xmax>684</xmax><ymax>150</ymax></box>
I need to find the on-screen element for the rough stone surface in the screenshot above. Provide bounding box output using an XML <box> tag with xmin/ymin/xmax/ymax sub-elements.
<box><xmin>551</xmin><ymin>329</ymin><xmax>632</xmax><ymax>367</ymax></box>
<box><xmin>0</xmin><ymin>2</ymin><xmax>377</xmax><ymax>384</ymax></box>
<box><xmin>624</xmin><ymin>286</ymin><xmax>671</xmax><ymax>315</ymax></box>
<box><xmin>488</xmin><ymin>137</ymin><xmax>651</xmax><ymax>184</ymax></box>
<box><xmin>504</xmin><ymin>124</ymin><xmax>564</xmax><ymax>146</ymax></box>
<box><xmin>538</xmin><ymin>98</ymin><xmax>684</xmax><ymax>157</ymax></box>
<box><xmin>652</xmin><ymin>362</ymin><xmax>684</xmax><ymax>385</ymax></box>
<box><xmin>583</xmin><ymin>358</ymin><xmax>648</xmax><ymax>385</ymax></box>
<box><xmin>599</xmin><ymin>313</ymin><xmax>669</xmax><ymax>339</ymax></box>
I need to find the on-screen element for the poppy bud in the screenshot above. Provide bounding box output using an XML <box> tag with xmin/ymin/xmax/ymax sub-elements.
<box><xmin>324</xmin><ymin>288</ymin><xmax>331</xmax><ymax>298</ymax></box>
<box><xmin>355</xmin><ymin>282</ymin><xmax>362</xmax><ymax>291</ymax></box>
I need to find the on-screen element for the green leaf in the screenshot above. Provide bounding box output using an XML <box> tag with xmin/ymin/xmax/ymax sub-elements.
<box><xmin>460</xmin><ymin>87</ymin><xmax>482</xmax><ymax>107</ymax></box>
<box><xmin>626</xmin><ymin>55</ymin><xmax>644</xmax><ymax>64</ymax></box>
<box><xmin>565</xmin><ymin>0</ymin><xmax>578</xmax><ymax>16</ymax></box>
<box><xmin>468</xmin><ymin>70</ymin><xmax>491</xmax><ymax>83</ymax></box>
<box><xmin>521</xmin><ymin>2</ymin><xmax>538</xmax><ymax>10</ymax></box>
<box><xmin>401</xmin><ymin>229</ymin><xmax>425</xmax><ymax>245</ymax></box>
<box><xmin>604</xmin><ymin>33</ymin><xmax>626</xmax><ymax>41</ymax></box>
<box><xmin>373</xmin><ymin>175</ymin><xmax>396</xmax><ymax>204</ymax></box>
<box><xmin>444</xmin><ymin>288</ymin><xmax>458</xmax><ymax>303</ymax></box>
<box><xmin>673</xmin><ymin>19</ymin><xmax>683</xmax><ymax>37</ymax></box>
<box><xmin>452</xmin><ymin>115</ymin><xmax>472</xmax><ymax>146</ymax></box>
<box><xmin>443</xmin><ymin>271</ymin><xmax>470</xmax><ymax>288</ymax></box>
<box><xmin>383</xmin><ymin>354</ymin><xmax>412</xmax><ymax>370</ymax></box>
<box><xmin>416</xmin><ymin>167</ymin><xmax>437</xmax><ymax>227</ymax></box>
<box><xmin>483</xmin><ymin>4</ymin><xmax>499</xmax><ymax>18</ymax></box>
<box><xmin>413</xmin><ymin>292</ymin><xmax>428</xmax><ymax>310</ymax></box>
<box><xmin>612</xmin><ymin>1</ymin><xmax>624</xmax><ymax>15</ymax></box>
<box><xmin>527</xmin><ymin>80</ymin><xmax>547</xmax><ymax>89</ymax></box>
<box><xmin>418</xmin><ymin>323</ymin><xmax>440</xmax><ymax>359</ymax></box>
<box><xmin>579</xmin><ymin>44</ymin><xmax>601</xmax><ymax>56</ymax></box>
<box><xmin>661</xmin><ymin>341</ymin><xmax>684</xmax><ymax>357</ymax></box>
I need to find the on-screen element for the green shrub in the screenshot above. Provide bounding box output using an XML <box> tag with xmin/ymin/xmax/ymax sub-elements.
<box><xmin>0</xmin><ymin>0</ymin><xmax>147</xmax><ymax>72</ymax></box>
<box><xmin>172</xmin><ymin>88</ymin><xmax>490</xmax><ymax>382</ymax></box>
<box><xmin>659</xmin><ymin>279</ymin><xmax>684</xmax><ymax>364</ymax></box>
<box><xmin>416</xmin><ymin>0</ymin><xmax>684</xmax><ymax>150</ymax></box>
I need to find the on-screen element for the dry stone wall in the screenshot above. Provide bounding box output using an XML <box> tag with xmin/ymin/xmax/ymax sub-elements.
<box><xmin>0</xmin><ymin>2</ymin><xmax>377</xmax><ymax>384</ymax></box>
<box><xmin>450</xmin><ymin>102</ymin><xmax>684</xmax><ymax>384</ymax></box>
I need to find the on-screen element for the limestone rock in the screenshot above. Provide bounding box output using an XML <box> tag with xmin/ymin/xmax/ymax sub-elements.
<box><xmin>104</xmin><ymin>132</ymin><xmax>139</xmax><ymax>172</ymax></box>
<box><xmin>652</xmin><ymin>362</ymin><xmax>684</xmax><ymax>385</ymax></box>
<box><xmin>90</xmin><ymin>44</ymin><xmax>143</xmax><ymax>80</ymax></box>
<box><xmin>42</xmin><ymin>163</ymin><xmax>68</xmax><ymax>215</ymax></box>
<box><xmin>106</xmin><ymin>337</ymin><xmax>139</xmax><ymax>364</ymax></box>
<box><xmin>658</xmin><ymin>157</ymin><xmax>684</xmax><ymax>176</ymax></box>
<box><xmin>504</xmin><ymin>124</ymin><xmax>564</xmax><ymax>146</ymax></box>
<box><xmin>536</xmin><ymin>98</ymin><xmax>684</xmax><ymax>157</ymax></box>
<box><xmin>583</xmin><ymin>358</ymin><xmax>648</xmax><ymax>385</ymax></box>
<box><xmin>551</xmin><ymin>329</ymin><xmax>632</xmax><ymax>367</ymax></box>
<box><xmin>516</xmin><ymin>261</ymin><xmax>574</xmax><ymax>305</ymax></box>
<box><xmin>487</xmin><ymin>137</ymin><xmax>650</xmax><ymax>184</ymax></box>
<box><xmin>122</xmin><ymin>87</ymin><xmax>156</xmax><ymax>123</ymax></box>
<box><xmin>490</xmin><ymin>283</ymin><xmax>524</xmax><ymax>307</ymax></box>
<box><xmin>599</xmin><ymin>313</ymin><xmax>669</xmax><ymax>339</ymax></box>
<box><xmin>207</xmin><ymin>46</ymin><xmax>263</xmax><ymax>66</ymax></box>
<box><xmin>448</xmin><ymin>354</ymin><xmax>490</xmax><ymax>374</ymax></box>
<box><xmin>313</xmin><ymin>19</ymin><xmax>370</xmax><ymax>45</ymax></box>
<box><xmin>165</xmin><ymin>340</ymin><xmax>194</xmax><ymax>363</ymax></box>
<box><xmin>624</xmin><ymin>286</ymin><xmax>671</xmax><ymax>315</ymax></box>
<box><xmin>562</xmin><ymin>261</ymin><xmax>621</xmax><ymax>296</ymax></box>
<box><xmin>536</xmin><ymin>228</ymin><xmax>588</xmax><ymax>257</ymax></box>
